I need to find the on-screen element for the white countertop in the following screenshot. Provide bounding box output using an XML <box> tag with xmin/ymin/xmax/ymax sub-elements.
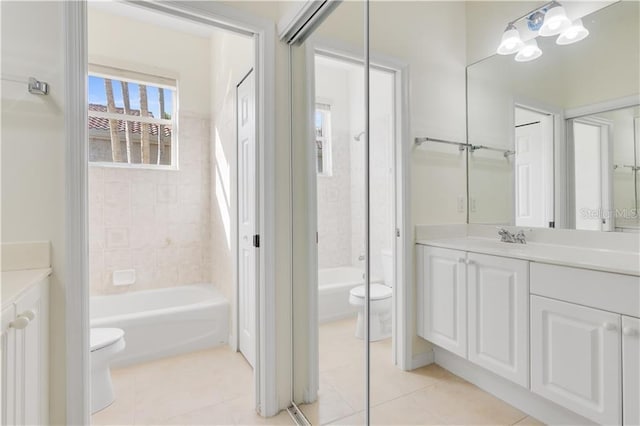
<box><xmin>2</xmin><ymin>268</ymin><xmax>51</xmax><ymax>307</ymax></box>
<box><xmin>416</xmin><ymin>237</ymin><xmax>640</xmax><ymax>277</ymax></box>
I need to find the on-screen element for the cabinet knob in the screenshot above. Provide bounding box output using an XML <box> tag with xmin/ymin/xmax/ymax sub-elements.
<box><xmin>603</xmin><ymin>322</ymin><xmax>617</xmax><ymax>331</ymax></box>
<box><xmin>9</xmin><ymin>316</ymin><xmax>30</xmax><ymax>330</ymax></box>
<box><xmin>21</xmin><ymin>310</ymin><xmax>36</xmax><ymax>321</ymax></box>
<box><xmin>623</xmin><ymin>327</ymin><xmax>638</xmax><ymax>337</ymax></box>
<box><xmin>466</xmin><ymin>259</ymin><xmax>475</xmax><ymax>266</ymax></box>
<box><xmin>458</xmin><ymin>258</ymin><xmax>466</xmax><ymax>263</ymax></box>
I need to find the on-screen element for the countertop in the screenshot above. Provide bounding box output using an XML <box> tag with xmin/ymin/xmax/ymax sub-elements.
<box><xmin>416</xmin><ymin>237</ymin><xmax>640</xmax><ymax>277</ymax></box>
<box><xmin>2</xmin><ymin>268</ymin><xmax>51</xmax><ymax>307</ymax></box>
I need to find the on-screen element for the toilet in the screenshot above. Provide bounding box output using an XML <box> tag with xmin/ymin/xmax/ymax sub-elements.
<box><xmin>91</xmin><ymin>328</ymin><xmax>126</xmax><ymax>413</ymax></box>
<box><xmin>349</xmin><ymin>249</ymin><xmax>393</xmax><ymax>341</ymax></box>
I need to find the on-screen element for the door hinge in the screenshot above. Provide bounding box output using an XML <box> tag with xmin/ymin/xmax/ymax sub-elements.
<box><xmin>253</xmin><ymin>234</ymin><xmax>260</xmax><ymax>248</ymax></box>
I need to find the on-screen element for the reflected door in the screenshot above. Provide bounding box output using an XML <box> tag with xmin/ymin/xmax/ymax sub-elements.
<box><xmin>515</xmin><ymin>121</ymin><xmax>546</xmax><ymax>227</ymax></box>
<box><xmin>573</xmin><ymin>119</ymin><xmax>612</xmax><ymax>231</ymax></box>
<box><xmin>238</xmin><ymin>69</ymin><xmax>257</xmax><ymax>368</ymax></box>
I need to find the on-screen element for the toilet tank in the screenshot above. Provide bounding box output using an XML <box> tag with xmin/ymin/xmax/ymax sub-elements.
<box><xmin>381</xmin><ymin>249</ymin><xmax>393</xmax><ymax>287</ymax></box>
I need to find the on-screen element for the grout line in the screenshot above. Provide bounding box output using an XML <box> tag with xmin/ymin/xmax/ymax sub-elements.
<box><xmin>511</xmin><ymin>414</ymin><xmax>530</xmax><ymax>425</ymax></box>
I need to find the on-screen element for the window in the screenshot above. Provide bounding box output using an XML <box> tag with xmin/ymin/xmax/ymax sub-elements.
<box><xmin>315</xmin><ymin>103</ymin><xmax>332</xmax><ymax>176</ymax></box>
<box><xmin>88</xmin><ymin>65</ymin><xmax>177</xmax><ymax>169</ymax></box>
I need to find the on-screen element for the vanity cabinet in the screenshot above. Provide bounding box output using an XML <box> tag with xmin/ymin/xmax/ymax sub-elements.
<box><xmin>1</xmin><ymin>278</ymin><xmax>49</xmax><ymax>426</ymax></box>
<box><xmin>417</xmin><ymin>245</ymin><xmax>467</xmax><ymax>358</ymax></box>
<box><xmin>417</xmin><ymin>246</ymin><xmax>529</xmax><ymax>386</ymax></box>
<box><xmin>467</xmin><ymin>253</ymin><xmax>529</xmax><ymax>387</ymax></box>
<box><xmin>623</xmin><ymin>316</ymin><xmax>640</xmax><ymax>426</ymax></box>
<box><xmin>531</xmin><ymin>295</ymin><xmax>621</xmax><ymax>425</ymax></box>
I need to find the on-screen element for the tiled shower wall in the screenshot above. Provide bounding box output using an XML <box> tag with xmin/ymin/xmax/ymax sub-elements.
<box><xmin>89</xmin><ymin>111</ymin><xmax>213</xmax><ymax>295</ymax></box>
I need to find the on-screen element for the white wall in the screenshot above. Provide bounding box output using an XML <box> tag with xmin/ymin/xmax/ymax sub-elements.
<box><xmin>87</xmin><ymin>7</ymin><xmax>215</xmax><ymax>296</ymax></box>
<box><xmin>315</xmin><ymin>60</ymin><xmax>354</xmax><ymax>269</ymax></box>
<box><xmin>1</xmin><ymin>1</ymin><xmax>67</xmax><ymax>422</ymax></box>
<box><xmin>209</xmin><ymin>30</ymin><xmax>254</xmax><ymax>306</ymax></box>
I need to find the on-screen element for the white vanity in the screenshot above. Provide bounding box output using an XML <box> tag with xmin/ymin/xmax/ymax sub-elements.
<box><xmin>416</xmin><ymin>226</ymin><xmax>640</xmax><ymax>425</ymax></box>
<box><xmin>1</xmin><ymin>242</ymin><xmax>51</xmax><ymax>425</ymax></box>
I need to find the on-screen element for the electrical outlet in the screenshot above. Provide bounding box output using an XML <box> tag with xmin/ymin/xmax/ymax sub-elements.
<box><xmin>457</xmin><ymin>196</ymin><xmax>465</xmax><ymax>213</ymax></box>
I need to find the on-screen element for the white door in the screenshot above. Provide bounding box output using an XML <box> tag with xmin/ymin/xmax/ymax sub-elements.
<box><xmin>237</xmin><ymin>69</ymin><xmax>257</xmax><ymax>368</ymax></box>
<box><xmin>467</xmin><ymin>253</ymin><xmax>529</xmax><ymax>387</ymax></box>
<box><xmin>515</xmin><ymin>122</ymin><xmax>547</xmax><ymax>227</ymax></box>
<box><xmin>531</xmin><ymin>295</ymin><xmax>621</xmax><ymax>425</ymax></box>
<box><xmin>417</xmin><ymin>245</ymin><xmax>467</xmax><ymax>358</ymax></box>
<box><xmin>1</xmin><ymin>304</ymin><xmax>16</xmax><ymax>425</ymax></box>
<box><xmin>15</xmin><ymin>282</ymin><xmax>48</xmax><ymax>425</ymax></box>
<box><xmin>623</xmin><ymin>315</ymin><xmax>640</xmax><ymax>426</ymax></box>
<box><xmin>572</xmin><ymin>119</ymin><xmax>612</xmax><ymax>231</ymax></box>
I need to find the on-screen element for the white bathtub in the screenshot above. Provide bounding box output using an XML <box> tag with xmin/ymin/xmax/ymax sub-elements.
<box><xmin>90</xmin><ymin>284</ymin><xmax>229</xmax><ymax>367</ymax></box>
<box><xmin>318</xmin><ymin>267</ymin><xmax>381</xmax><ymax>323</ymax></box>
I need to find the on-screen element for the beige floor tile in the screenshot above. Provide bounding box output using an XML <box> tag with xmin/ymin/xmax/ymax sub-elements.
<box><xmin>513</xmin><ymin>416</ymin><xmax>545</xmax><ymax>425</ymax></box>
<box><xmin>299</xmin><ymin>379</ymin><xmax>356</xmax><ymax>425</ymax></box>
<box><xmin>326</xmin><ymin>410</ymin><xmax>365</xmax><ymax>426</ymax></box>
<box><xmin>409</xmin><ymin>379</ymin><xmax>526</xmax><ymax>425</ymax></box>
<box><xmin>91</xmin><ymin>367</ymin><xmax>137</xmax><ymax>426</ymax></box>
<box><xmin>369</xmin><ymin>393</ymin><xmax>443</xmax><ymax>425</ymax></box>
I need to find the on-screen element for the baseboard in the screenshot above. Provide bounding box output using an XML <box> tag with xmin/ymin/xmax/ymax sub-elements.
<box><xmin>434</xmin><ymin>347</ymin><xmax>595</xmax><ymax>425</ymax></box>
<box><xmin>410</xmin><ymin>349</ymin><xmax>435</xmax><ymax>370</ymax></box>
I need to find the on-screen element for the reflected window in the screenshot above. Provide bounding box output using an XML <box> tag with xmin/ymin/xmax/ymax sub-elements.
<box><xmin>88</xmin><ymin>65</ymin><xmax>177</xmax><ymax>169</ymax></box>
<box><xmin>315</xmin><ymin>103</ymin><xmax>332</xmax><ymax>176</ymax></box>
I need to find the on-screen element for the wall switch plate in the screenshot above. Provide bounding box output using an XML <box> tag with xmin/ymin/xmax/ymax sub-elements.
<box><xmin>457</xmin><ymin>196</ymin><xmax>465</xmax><ymax>213</ymax></box>
<box><xmin>471</xmin><ymin>198</ymin><xmax>477</xmax><ymax>212</ymax></box>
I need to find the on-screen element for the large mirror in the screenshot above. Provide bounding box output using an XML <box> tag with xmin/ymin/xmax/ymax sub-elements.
<box><xmin>467</xmin><ymin>1</ymin><xmax>640</xmax><ymax>231</ymax></box>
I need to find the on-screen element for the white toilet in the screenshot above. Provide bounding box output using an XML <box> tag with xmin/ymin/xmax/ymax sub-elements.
<box><xmin>91</xmin><ymin>327</ymin><xmax>126</xmax><ymax>414</ymax></box>
<box><xmin>349</xmin><ymin>249</ymin><xmax>393</xmax><ymax>341</ymax></box>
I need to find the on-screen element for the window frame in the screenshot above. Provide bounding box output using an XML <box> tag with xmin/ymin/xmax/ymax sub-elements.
<box><xmin>87</xmin><ymin>65</ymin><xmax>179</xmax><ymax>170</ymax></box>
<box><xmin>315</xmin><ymin>101</ymin><xmax>333</xmax><ymax>177</ymax></box>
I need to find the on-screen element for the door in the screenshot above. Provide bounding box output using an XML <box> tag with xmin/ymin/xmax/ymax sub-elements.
<box><xmin>623</xmin><ymin>316</ymin><xmax>640</xmax><ymax>426</ymax></box>
<box><xmin>514</xmin><ymin>108</ymin><xmax>552</xmax><ymax>228</ymax></box>
<box><xmin>15</xmin><ymin>282</ymin><xmax>48</xmax><ymax>425</ymax></box>
<box><xmin>572</xmin><ymin>119</ymin><xmax>612</xmax><ymax>231</ymax></box>
<box><xmin>237</xmin><ymin>69</ymin><xmax>257</xmax><ymax>368</ymax></box>
<box><xmin>531</xmin><ymin>295</ymin><xmax>621</xmax><ymax>425</ymax></box>
<box><xmin>417</xmin><ymin>245</ymin><xmax>467</xmax><ymax>358</ymax></box>
<box><xmin>467</xmin><ymin>253</ymin><xmax>529</xmax><ymax>387</ymax></box>
<box><xmin>1</xmin><ymin>304</ymin><xmax>16</xmax><ymax>425</ymax></box>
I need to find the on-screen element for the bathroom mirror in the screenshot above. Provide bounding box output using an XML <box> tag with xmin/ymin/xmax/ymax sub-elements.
<box><xmin>467</xmin><ymin>1</ymin><xmax>640</xmax><ymax>231</ymax></box>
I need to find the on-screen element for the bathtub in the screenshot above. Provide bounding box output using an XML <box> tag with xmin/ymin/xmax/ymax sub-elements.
<box><xmin>318</xmin><ymin>267</ymin><xmax>381</xmax><ymax>323</ymax></box>
<box><xmin>90</xmin><ymin>284</ymin><xmax>229</xmax><ymax>367</ymax></box>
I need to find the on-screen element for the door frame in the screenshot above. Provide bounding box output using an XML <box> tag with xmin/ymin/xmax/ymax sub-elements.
<box><xmin>64</xmin><ymin>1</ymin><xmax>279</xmax><ymax>423</ymax></box>
<box><xmin>300</xmin><ymin>36</ymin><xmax>411</xmax><ymax>402</ymax></box>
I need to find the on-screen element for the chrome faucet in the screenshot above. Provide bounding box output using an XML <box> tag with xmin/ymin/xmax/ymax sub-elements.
<box><xmin>498</xmin><ymin>228</ymin><xmax>526</xmax><ymax>244</ymax></box>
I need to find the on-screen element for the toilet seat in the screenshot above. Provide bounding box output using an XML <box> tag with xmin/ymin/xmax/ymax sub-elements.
<box><xmin>349</xmin><ymin>283</ymin><xmax>392</xmax><ymax>301</ymax></box>
<box><xmin>91</xmin><ymin>328</ymin><xmax>124</xmax><ymax>352</ymax></box>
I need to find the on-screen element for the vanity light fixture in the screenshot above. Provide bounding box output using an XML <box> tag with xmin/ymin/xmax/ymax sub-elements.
<box><xmin>539</xmin><ymin>1</ymin><xmax>572</xmax><ymax>36</ymax></box>
<box><xmin>497</xmin><ymin>1</ymin><xmax>590</xmax><ymax>62</ymax></box>
<box><xmin>515</xmin><ymin>39</ymin><xmax>543</xmax><ymax>62</ymax></box>
<box><xmin>556</xmin><ymin>18</ymin><xmax>590</xmax><ymax>45</ymax></box>
<box><xmin>497</xmin><ymin>23</ymin><xmax>525</xmax><ymax>55</ymax></box>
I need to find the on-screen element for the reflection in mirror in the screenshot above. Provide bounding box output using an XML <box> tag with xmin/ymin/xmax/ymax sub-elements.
<box><xmin>570</xmin><ymin>105</ymin><xmax>639</xmax><ymax>232</ymax></box>
<box><xmin>467</xmin><ymin>1</ymin><xmax>639</xmax><ymax>231</ymax></box>
<box><xmin>290</xmin><ymin>1</ymin><xmax>367</xmax><ymax>423</ymax></box>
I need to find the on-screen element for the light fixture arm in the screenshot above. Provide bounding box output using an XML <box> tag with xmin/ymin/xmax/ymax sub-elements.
<box><xmin>506</xmin><ymin>0</ymin><xmax>558</xmax><ymax>27</ymax></box>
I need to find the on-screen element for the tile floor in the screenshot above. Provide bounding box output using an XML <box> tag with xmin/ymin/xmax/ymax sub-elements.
<box><xmin>91</xmin><ymin>346</ymin><xmax>294</xmax><ymax>425</ymax></box>
<box><xmin>92</xmin><ymin>317</ymin><xmax>544</xmax><ymax>425</ymax></box>
<box><xmin>299</xmin><ymin>317</ymin><xmax>544</xmax><ymax>426</ymax></box>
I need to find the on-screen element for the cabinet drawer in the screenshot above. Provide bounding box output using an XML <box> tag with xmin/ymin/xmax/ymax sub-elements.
<box><xmin>531</xmin><ymin>262</ymin><xmax>639</xmax><ymax>317</ymax></box>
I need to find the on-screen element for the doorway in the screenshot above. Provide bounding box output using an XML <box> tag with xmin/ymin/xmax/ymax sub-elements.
<box><xmin>65</xmin><ymin>0</ymin><xmax>280</xmax><ymax>422</ymax></box>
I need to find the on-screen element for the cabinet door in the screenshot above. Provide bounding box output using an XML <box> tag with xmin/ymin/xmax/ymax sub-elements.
<box><xmin>623</xmin><ymin>316</ymin><xmax>639</xmax><ymax>426</ymax></box>
<box><xmin>14</xmin><ymin>281</ymin><xmax>49</xmax><ymax>426</ymax></box>
<box><xmin>531</xmin><ymin>295</ymin><xmax>621</xmax><ymax>425</ymax></box>
<box><xmin>1</xmin><ymin>304</ymin><xmax>17</xmax><ymax>425</ymax></box>
<box><xmin>467</xmin><ymin>253</ymin><xmax>529</xmax><ymax>387</ymax></box>
<box><xmin>417</xmin><ymin>245</ymin><xmax>467</xmax><ymax>358</ymax></box>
